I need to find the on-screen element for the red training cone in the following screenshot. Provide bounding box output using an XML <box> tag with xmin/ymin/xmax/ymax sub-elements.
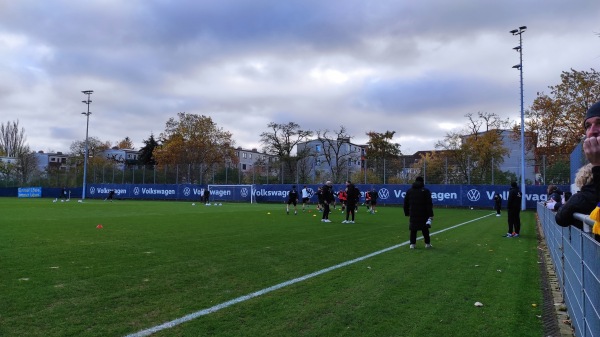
<box><xmin>96</xmin><ymin>224</ymin><xmax>103</xmax><ymax>229</ymax></box>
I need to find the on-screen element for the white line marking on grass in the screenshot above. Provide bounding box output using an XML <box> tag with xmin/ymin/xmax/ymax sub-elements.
<box><xmin>125</xmin><ymin>213</ymin><xmax>493</xmax><ymax>337</ymax></box>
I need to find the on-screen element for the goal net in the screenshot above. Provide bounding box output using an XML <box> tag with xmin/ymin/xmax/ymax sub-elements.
<box><xmin>207</xmin><ymin>185</ymin><xmax>255</xmax><ymax>203</ymax></box>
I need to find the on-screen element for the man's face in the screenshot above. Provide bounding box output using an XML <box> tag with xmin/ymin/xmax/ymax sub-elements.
<box><xmin>585</xmin><ymin>116</ymin><xmax>600</xmax><ymax>138</ymax></box>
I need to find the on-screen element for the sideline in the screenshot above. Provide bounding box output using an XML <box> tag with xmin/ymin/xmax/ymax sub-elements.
<box><xmin>125</xmin><ymin>213</ymin><xmax>494</xmax><ymax>337</ymax></box>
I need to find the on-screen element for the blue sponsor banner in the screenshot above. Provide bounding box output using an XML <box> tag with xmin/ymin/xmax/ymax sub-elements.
<box><xmin>256</xmin><ymin>184</ymin><xmax>565</xmax><ymax>209</ymax></box>
<box><xmin>84</xmin><ymin>183</ymin><xmax>566</xmax><ymax>209</ymax></box>
<box><xmin>18</xmin><ymin>187</ymin><xmax>42</xmax><ymax>198</ymax></box>
<box><xmin>88</xmin><ymin>184</ymin><xmax>184</xmax><ymax>200</ymax></box>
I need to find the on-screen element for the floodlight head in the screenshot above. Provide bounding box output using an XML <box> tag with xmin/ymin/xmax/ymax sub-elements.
<box><xmin>519</xmin><ymin>26</ymin><xmax>527</xmax><ymax>31</ymax></box>
<box><xmin>81</xmin><ymin>90</ymin><xmax>94</xmax><ymax>94</ymax></box>
<box><xmin>510</xmin><ymin>29</ymin><xmax>518</xmax><ymax>34</ymax></box>
<box><xmin>513</xmin><ymin>46</ymin><xmax>521</xmax><ymax>51</ymax></box>
<box><xmin>512</xmin><ymin>64</ymin><xmax>521</xmax><ymax>69</ymax></box>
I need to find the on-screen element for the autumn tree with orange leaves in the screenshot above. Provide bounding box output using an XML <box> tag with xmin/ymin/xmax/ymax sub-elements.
<box><xmin>153</xmin><ymin>113</ymin><xmax>237</xmax><ymax>183</ymax></box>
<box><xmin>526</xmin><ymin>68</ymin><xmax>600</xmax><ymax>163</ymax></box>
<box><xmin>429</xmin><ymin>112</ymin><xmax>512</xmax><ymax>184</ymax></box>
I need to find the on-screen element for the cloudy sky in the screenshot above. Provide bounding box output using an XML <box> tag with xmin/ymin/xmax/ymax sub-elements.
<box><xmin>1</xmin><ymin>0</ymin><xmax>599</xmax><ymax>156</ymax></box>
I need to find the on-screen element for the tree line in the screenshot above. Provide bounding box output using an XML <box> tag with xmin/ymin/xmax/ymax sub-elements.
<box><xmin>1</xmin><ymin>68</ymin><xmax>599</xmax><ymax>186</ymax></box>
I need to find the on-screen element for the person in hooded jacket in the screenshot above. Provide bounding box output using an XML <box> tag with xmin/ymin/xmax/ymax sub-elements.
<box><xmin>506</xmin><ymin>181</ymin><xmax>522</xmax><ymax>237</ymax></box>
<box><xmin>581</xmin><ymin>100</ymin><xmax>600</xmax><ymax>241</ymax></box>
<box><xmin>343</xmin><ymin>181</ymin><xmax>359</xmax><ymax>223</ymax></box>
<box><xmin>403</xmin><ymin>176</ymin><xmax>434</xmax><ymax>249</ymax></box>
<box><xmin>555</xmin><ymin>163</ymin><xmax>595</xmax><ymax>231</ymax></box>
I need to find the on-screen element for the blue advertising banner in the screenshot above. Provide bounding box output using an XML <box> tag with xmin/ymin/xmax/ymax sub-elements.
<box><xmin>83</xmin><ymin>183</ymin><xmax>566</xmax><ymax>209</ymax></box>
<box><xmin>284</xmin><ymin>184</ymin><xmax>555</xmax><ymax>209</ymax></box>
<box><xmin>17</xmin><ymin>187</ymin><xmax>42</xmax><ymax>198</ymax></box>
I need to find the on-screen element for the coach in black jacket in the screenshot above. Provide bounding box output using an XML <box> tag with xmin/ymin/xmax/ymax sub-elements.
<box><xmin>404</xmin><ymin>176</ymin><xmax>434</xmax><ymax>249</ymax></box>
<box><xmin>506</xmin><ymin>182</ymin><xmax>522</xmax><ymax>237</ymax></box>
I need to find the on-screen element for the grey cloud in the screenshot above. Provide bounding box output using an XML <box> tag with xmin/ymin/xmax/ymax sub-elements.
<box><xmin>0</xmin><ymin>0</ymin><xmax>598</xmax><ymax>155</ymax></box>
<box><xmin>358</xmin><ymin>73</ymin><xmax>512</xmax><ymax>114</ymax></box>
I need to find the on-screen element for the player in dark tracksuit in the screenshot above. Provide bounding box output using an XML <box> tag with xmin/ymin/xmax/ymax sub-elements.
<box><xmin>321</xmin><ymin>182</ymin><xmax>335</xmax><ymax>222</ymax></box>
<box><xmin>343</xmin><ymin>181</ymin><xmax>360</xmax><ymax>223</ymax></box>
<box><xmin>286</xmin><ymin>185</ymin><xmax>299</xmax><ymax>215</ymax></box>
<box><xmin>105</xmin><ymin>190</ymin><xmax>115</xmax><ymax>201</ymax></box>
<box><xmin>369</xmin><ymin>189</ymin><xmax>378</xmax><ymax>214</ymax></box>
<box><xmin>404</xmin><ymin>176</ymin><xmax>434</xmax><ymax>249</ymax></box>
<box><xmin>203</xmin><ymin>188</ymin><xmax>211</xmax><ymax>205</ymax></box>
<box><xmin>506</xmin><ymin>182</ymin><xmax>522</xmax><ymax>237</ymax></box>
<box><xmin>493</xmin><ymin>193</ymin><xmax>502</xmax><ymax>216</ymax></box>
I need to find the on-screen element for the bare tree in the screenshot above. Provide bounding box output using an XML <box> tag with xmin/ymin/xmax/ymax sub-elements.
<box><xmin>70</xmin><ymin>136</ymin><xmax>112</xmax><ymax>171</ymax></box>
<box><xmin>0</xmin><ymin>120</ymin><xmax>40</xmax><ymax>183</ymax></box>
<box><xmin>0</xmin><ymin>120</ymin><xmax>28</xmax><ymax>157</ymax></box>
<box><xmin>314</xmin><ymin>126</ymin><xmax>358</xmax><ymax>182</ymax></box>
<box><xmin>434</xmin><ymin>113</ymin><xmax>510</xmax><ymax>184</ymax></box>
<box><xmin>465</xmin><ymin>111</ymin><xmax>511</xmax><ymax>136</ymax></box>
<box><xmin>260</xmin><ymin>122</ymin><xmax>313</xmax><ymax>181</ymax></box>
<box><xmin>70</xmin><ymin>137</ymin><xmax>111</xmax><ymax>158</ymax></box>
<box><xmin>16</xmin><ymin>149</ymin><xmax>39</xmax><ymax>184</ymax></box>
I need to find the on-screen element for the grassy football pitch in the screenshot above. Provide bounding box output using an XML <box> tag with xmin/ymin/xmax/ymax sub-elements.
<box><xmin>1</xmin><ymin>198</ymin><xmax>542</xmax><ymax>337</ymax></box>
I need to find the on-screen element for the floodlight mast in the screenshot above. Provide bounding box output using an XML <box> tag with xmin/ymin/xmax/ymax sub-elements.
<box><xmin>510</xmin><ymin>26</ymin><xmax>527</xmax><ymax>210</ymax></box>
<box><xmin>81</xmin><ymin>90</ymin><xmax>93</xmax><ymax>201</ymax></box>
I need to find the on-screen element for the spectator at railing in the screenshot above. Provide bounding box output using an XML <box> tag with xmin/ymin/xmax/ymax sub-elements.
<box><xmin>545</xmin><ymin>193</ymin><xmax>562</xmax><ymax>211</ymax></box>
<box><xmin>583</xmin><ymin>100</ymin><xmax>600</xmax><ymax>200</ymax></box>
<box><xmin>546</xmin><ymin>184</ymin><xmax>560</xmax><ymax>198</ymax></box>
<box><xmin>581</xmin><ymin>100</ymin><xmax>600</xmax><ymax>240</ymax></box>
<box><xmin>555</xmin><ymin>164</ymin><xmax>594</xmax><ymax>230</ymax></box>
<box><xmin>563</xmin><ymin>191</ymin><xmax>572</xmax><ymax>203</ymax></box>
<box><xmin>545</xmin><ymin>184</ymin><xmax>563</xmax><ymax>211</ymax></box>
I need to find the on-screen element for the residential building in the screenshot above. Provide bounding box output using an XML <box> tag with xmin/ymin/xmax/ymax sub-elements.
<box><xmin>400</xmin><ymin>129</ymin><xmax>535</xmax><ymax>183</ymax></box>
<box><xmin>102</xmin><ymin>148</ymin><xmax>140</xmax><ymax>169</ymax></box>
<box><xmin>0</xmin><ymin>156</ymin><xmax>18</xmax><ymax>165</ymax></box>
<box><xmin>296</xmin><ymin>138</ymin><xmax>365</xmax><ymax>182</ymax></box>
<box><xmin>34</xmin><ymin>151</ymin><xmax>70</xmax><ymax>172</ymax></box>
<box><xmin>234</xmin><ymin>147</ymin><xmax>276</xmax><ymax>172</ymax></box>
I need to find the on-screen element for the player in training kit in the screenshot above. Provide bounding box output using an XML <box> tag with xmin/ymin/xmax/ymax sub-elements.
<box><xmin>368</xmin><ymin>188</ymin><xmax>378</xmax><ymax>214</ymax></box>
<box><xmin>338</xmin><ymin>189</ymin><xmax>347</xmax><ymax>212</ymax></box>
<box><xmin>301</xmin><ymin>185</ymin><xmax>310</xmax><ymax>211</ymax></box>
<box><xmin>287</xmin><ymin>185</ymin><xmax>299</xmax><ymax>215</ymax></box>
<box><xmin>342</xmin><ymin>181</ymin><xmax>360</xmax><ymax>223</ymax></box>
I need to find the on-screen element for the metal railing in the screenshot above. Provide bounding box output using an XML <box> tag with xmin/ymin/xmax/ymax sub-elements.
<box><xmin>538</xmin><ymin>203</ymin><xmax>600</xmax><ymax>337</ymax></box>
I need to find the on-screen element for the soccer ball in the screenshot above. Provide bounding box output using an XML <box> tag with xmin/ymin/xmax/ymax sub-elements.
<box><xmin>192</xmin><ymin>203</ymin><xmax>196</xmax><ymax>206</ymax></box>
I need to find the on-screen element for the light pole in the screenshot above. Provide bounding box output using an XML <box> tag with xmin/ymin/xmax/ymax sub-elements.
<box><xmin>81</xmin><ymin>90</ymin><xmax>93</xmax><ymax>201</ymax></box>
<box><xmin>510</xmin><ymin>26</ymin><xmax>527</xmax><ymax>210</ymax></box>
